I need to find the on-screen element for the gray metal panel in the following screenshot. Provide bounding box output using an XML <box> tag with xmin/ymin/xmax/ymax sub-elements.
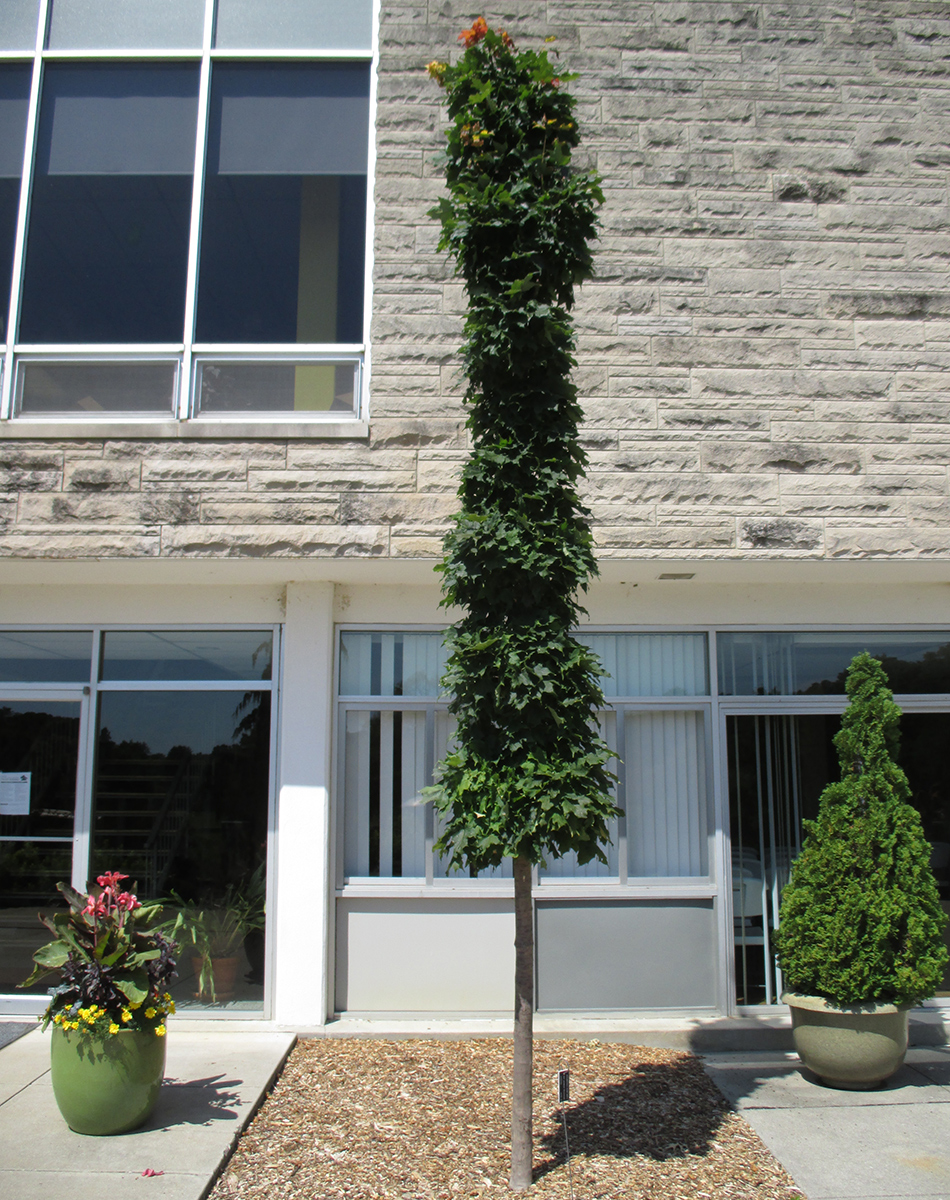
<box><xmin>336</xmin><ymin>897</ymin><xmax>515</xmax><ymax>1013</ymax></box>
<box><xmin>536</xmin><ymin>899</ymin><xmax>718</xmax><ymax>1011</ymax></box>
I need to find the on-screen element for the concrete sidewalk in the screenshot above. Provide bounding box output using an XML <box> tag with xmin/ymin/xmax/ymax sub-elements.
<box><xmin>0</xmin><ymin>1022</ymin><xmax>294</xmax><ymax>1200</ymax></box>
<box><xmin>704</xmin><ymin>1048</ymin><xmax>950</xmax><ymax>1200</ymax></box>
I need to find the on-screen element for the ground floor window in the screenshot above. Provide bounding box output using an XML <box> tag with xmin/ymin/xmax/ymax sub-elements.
<box><xmin>0</xmin><ymin>627</ymin><xmax>275</xmax><ymax>1013</ymax></box>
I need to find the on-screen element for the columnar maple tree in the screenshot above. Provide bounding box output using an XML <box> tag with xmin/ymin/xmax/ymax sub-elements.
<box><xmin>427</xmin><ymin>18</ymin><xmax>618</xmax><ymax>1190</ymax></box>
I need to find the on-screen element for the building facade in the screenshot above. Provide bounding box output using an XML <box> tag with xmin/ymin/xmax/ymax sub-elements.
<box><xmin>2</xmin><ymin>0</ymin><xmax>950</xmax><ymax>1024</ymax></box>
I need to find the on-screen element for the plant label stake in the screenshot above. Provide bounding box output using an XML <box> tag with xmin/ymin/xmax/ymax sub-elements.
<box><xmin>557</xmin><ymin>1069</ymin><xmax>574</xmax><ymax>1200</ymax></box>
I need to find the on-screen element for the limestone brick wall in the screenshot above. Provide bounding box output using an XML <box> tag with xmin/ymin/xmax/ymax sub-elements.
<box><xmin>2</xmin><ymin>0</ymin><xmax>950</xmax><ymax>562</ymax></box>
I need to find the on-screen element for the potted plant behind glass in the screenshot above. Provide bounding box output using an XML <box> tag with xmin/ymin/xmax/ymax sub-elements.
<box><xmin>162</xmin><ymin>876</ymin><xmax>264</xmax><ymax>1003</ymax></box>
<box><xmin>19</xmin><ymin>871</ymin><xmax>177</xmax><ymax>1135</ymax></box>
<box><xmin>775</xmin><ymin>652</ymin><xmax>948</xmax><ymax>1088</ymax></box>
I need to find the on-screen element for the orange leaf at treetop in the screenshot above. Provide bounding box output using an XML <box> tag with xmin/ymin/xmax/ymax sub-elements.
<box><xmin>458</xmin><ymin>16</ymin><xmax>488</xmax><ymax>47</ymax></box>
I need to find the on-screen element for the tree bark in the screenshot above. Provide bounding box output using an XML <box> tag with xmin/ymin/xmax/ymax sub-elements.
<box><xmin>510</xmin><ymin>854</ymin><xmax>534</xmax><ymax>1191</ymax></box>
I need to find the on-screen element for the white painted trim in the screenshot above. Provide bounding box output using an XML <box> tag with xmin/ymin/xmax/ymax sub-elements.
<box><xmin>359</xmin><ymin>0</ymin><xmax>380</xmax><ymax>423</ymax></box>
<box><xmin>273</xmin><ymin>583</ymin><xmax>335</xmax><ymax>1026</ymax></box>
<box><xmin>0</xmin><ymin>0</ymin><xmax>46</xmax><ymax>420</ymax></box>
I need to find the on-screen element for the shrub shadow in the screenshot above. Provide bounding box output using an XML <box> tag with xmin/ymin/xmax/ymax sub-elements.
<box><xmin>535</xmin><ymin>1057</ymin><xmax>731</xmax><ymax>1180</ymax></box>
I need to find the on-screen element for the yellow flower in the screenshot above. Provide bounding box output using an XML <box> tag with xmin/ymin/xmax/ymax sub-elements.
<box><xmin>129</xmin><ymin>999</ymin><xmax>142</xmax><ymax>1010</ymax></box>
<box><xmin>70</xmin><ymin>1021</ymin><xmax>80</xmax><ymax>1031</ymax></box>
<box><xmin>108</xmin><ymin>1023</ymin><xmax>120</xmax><ymax>1035</ymax></box>
<box><xmin>154</xmin><ymin>1025</ymin><xmax>166</xmax><ymax>1037</ymax></box>
<box><xmin>121</xmin><ymin>1009</ymin><xmax>132</xmax><ymax>1023</ymax></box>
<box><xmin>145</xmin><ymin>1007</ymin><xmax>156</xmax><ymax>1020</ymax></box>
<box><xmin>168</xmin><ymin>1001</ymin><xmax>176</xmax><ymax>1014</ymax></box>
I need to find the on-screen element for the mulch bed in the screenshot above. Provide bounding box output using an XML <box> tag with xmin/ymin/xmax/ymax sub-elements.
<box><xmin>210</xmin><ymin>1039</ymin><xmax>804</xmax><ymax>1200</ymax></box>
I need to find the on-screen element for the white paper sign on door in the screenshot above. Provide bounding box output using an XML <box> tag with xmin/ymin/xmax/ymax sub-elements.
<box><xmin>0</xmin><ymin>772</ymin><xmax>30</xmax><ymax>816</ymax></box>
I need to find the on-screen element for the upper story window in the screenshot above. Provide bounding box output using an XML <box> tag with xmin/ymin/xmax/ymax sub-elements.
<box><xmin>0</xmin><ymin>0</ymin><xmax>373</xmax><ymax>424</ymax></box>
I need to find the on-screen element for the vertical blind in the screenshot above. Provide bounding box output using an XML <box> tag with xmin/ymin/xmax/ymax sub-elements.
<box><xmin>340</xmin><ymin>632</ymin><xmax>711</xmax><ymax>881</ymax></box>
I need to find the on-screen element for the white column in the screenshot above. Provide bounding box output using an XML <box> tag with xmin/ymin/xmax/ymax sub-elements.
<box><xmin>272</xmin><ymin>581</ymin><xmax>334</xmax><ymax>1025</ymax></box>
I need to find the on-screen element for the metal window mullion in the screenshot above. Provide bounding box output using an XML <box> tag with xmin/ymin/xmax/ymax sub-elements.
<box><xmin>179</xmin><ymin>0</ymin><xmax>215</xmax><ymax>418</ymax></box>
<box><xmin>73</xmin><ymin>629</ymin><xmax>102</xmax><ymax>890</ymax></box>
<box><xmin>616</xmin><ymin>705</ymin><xmax>628</xmax><ymax>885</ymax></box>
<box><xmin>424</xmin><ymin>706</ymin><xmax>434</xmax><ymax>885</ymax></box>
<box><xmin>96</xmin><ymin>679</ymin><xmax>272</xmax><ymax>691</ymax></box>
<box><xmin>0</xmin><ymin>0</ymin><xmax>48</xmax><ymax>420</ymax></box>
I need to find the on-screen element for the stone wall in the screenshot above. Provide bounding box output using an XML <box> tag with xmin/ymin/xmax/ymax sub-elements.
<box><xmin>2</xmin><ymin>0</ymin><xmax>949</xmax><ymax>562</ymax></box>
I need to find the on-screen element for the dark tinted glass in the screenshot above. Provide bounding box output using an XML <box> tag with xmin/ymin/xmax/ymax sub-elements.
<box><xmin>0</xmin><ymin>844</ymin><xmax>72</xmax><ymax>994</ymax></box>
<box><xmin>19</xmin><ymin>64</ymin><xmax>198</xmax><ymax>343</ymax></box>
<box><xmin>196</xmin><ymin>63</ymin><xmax>368</xmax><ymax>344</ymax></box>
<box><xmin>0</xmin><ymin>700</ymin><xmax>80</xmax><ymax>996</ymax></box>
<box><xmin>0</xmin><ymin>630</ymin><xmax>92</xmax><ymax>681</ymax></box>
<box><xmin>0</xmin><ymin>67</ymin><xmax>30</xmax><ymax>339</ymax></box>
<box><xmin>718</xmin><ymin>631</ymin><xmax>950</xmax><ymax>696</ymax></box>
<box><xmin>101</xmin><ymin>630</ymin><xmax>272</xmax><ymax>681</ymax></box>
<box><xmin>92</xmin><ymin>690</ymin><xmax>270</xmax><ymax>1009</ymax></box>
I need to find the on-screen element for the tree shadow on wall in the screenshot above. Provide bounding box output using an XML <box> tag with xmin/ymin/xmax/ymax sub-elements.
<box><xmin>535</xmin><ymin>1055</ymin><xmax>732</xmax><ymax>1180</ymax></box>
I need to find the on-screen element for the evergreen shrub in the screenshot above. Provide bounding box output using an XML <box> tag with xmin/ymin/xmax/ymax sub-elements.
<box><xmin>775</xmin><ymin>652</ymin><xmax>948</xmax><ymax>1007</ymax></box>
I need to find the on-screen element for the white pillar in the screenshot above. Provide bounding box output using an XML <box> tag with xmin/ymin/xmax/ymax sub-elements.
<box><xmin>272</xmin><ymin>581</ymin><xmax>334</xmax><ymax>1025</ymax></box>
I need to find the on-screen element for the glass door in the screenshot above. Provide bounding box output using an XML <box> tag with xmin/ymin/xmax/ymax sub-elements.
<box><xmin>0</xmin><ymin>692</ymin><xmax>88</xmax><ymax>999</ymax></box>
<box><xmin>726</xmin><ymin>708</ymin><xmax>950</xmax><ymax>1007</ymax></box>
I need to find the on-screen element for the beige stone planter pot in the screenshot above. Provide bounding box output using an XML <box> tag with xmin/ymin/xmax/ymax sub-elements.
<box><xmin>782</xmin><ymin>992</ymin><xmax>910</xmax><ymax>1090</ymax></box>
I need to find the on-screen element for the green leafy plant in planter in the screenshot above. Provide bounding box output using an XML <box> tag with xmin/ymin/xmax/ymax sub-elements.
<box><xmin>775</xmin><ymin>652</ymin><xmax>948</xmax><ymax>1087</ymax></box>
<box><xmin>162</xmin><ymin>874</ymin><xmax>264</xmax><ymax>1003</ymax></box>
<box><xmin>19</xmin><ymin>871</ymin><xmax>177</xmax><ymax>1135</ymax></box>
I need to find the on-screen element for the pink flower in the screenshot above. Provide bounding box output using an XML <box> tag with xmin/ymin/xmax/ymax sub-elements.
<box><xmin>96</xmin><ymin>871</ymin><xmax>128</xmax><ymax>890</ymax></box>
<box><xmin>116</xmin><ymin>892</ymin><xmax>141</xmax><ymax>912</ymax></box>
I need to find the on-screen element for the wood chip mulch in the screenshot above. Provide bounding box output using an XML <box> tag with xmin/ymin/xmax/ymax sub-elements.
<box><xmin>210</xmin><ymin>1039</ymin><xmax>804</xmax><ymax>1200</ymax></box>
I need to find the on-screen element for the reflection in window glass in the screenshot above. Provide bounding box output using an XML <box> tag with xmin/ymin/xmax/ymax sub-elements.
<box><xmin>718</xmin><ymin>631</ymin><xmax>950</xmax><ymax>696</ymax></box>
<box><xmin>196</xmin><ymin>63</ymin><xmax>368</xmax><ymax>344</ymax></box>
<box><xmin>17</xmin><ymin>361</ymin><xmax>178</xmax><ymax>414</ymax></box>
<box><xmin>0</xmin><ymin>630</ymin><xmax>92</xmax><ymax>681</ymax></box>
<box><xmin>0</xmin><ymin>67</ymin><xmax>30</xmax><ymax>338</ymax></box>
<box><xmin>0</xmin><ymin>843</ymin><xmax>72</xmax><ymax>994</ymax></box>
<box><xmin>215</xmin><ymin>0</ymin><xmax>372</xmax><ymax>51</ymax></box>
<box><xmin>19</xmin><ymin>64</ymin><xmax>198</xmax><ymax>343</ymax></box>
<box><xmin>48</xmin><ymin>0</ymin><xmax>204</xmax><ymax>49</ymax></box>
<box><xmin>92</xmin><ymin>690</ymin><xmax>270</xmax><ymax>1010</ymax></box>
<box><xmin>0</xmin><ymin>702</ymin><xmax>80</xmax><ymax>841</ymax></box>
<box><xmin>101</xmin><ymin>630</ymin><xmax>273</xmax><ymax>681</ymax></box>
<box><xmin>195</xmin><ymin>360</ymin><xmax>358</xmax><ymax>415</ymax></box>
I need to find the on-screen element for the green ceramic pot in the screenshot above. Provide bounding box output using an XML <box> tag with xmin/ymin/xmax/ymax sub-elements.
<box><xmin>50</xmin><ymin>1025</ymin><xmax>167</xmax><ymax>1135</ymax></box>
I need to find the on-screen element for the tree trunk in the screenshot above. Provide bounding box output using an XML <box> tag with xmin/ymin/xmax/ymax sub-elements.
<box><xmin>510</xmin><ymin>854</ymin><xmax>534</xmax><ymax>1191</ymax></box>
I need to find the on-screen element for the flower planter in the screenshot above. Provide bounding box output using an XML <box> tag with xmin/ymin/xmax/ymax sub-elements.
<box><xmin>50</xmin><ymin>1025</ymin><xmax>166</xmax><ymax>1135</ymax></box>
<box><xmin>783</xmin><ymin>992</ymin><xmax>909</xmax><ymax>1089</ymax></box>
<box><xmin>192</xmin><ymin>954</ymin><xmax>240</xmax><ymax>1002</ymax></box>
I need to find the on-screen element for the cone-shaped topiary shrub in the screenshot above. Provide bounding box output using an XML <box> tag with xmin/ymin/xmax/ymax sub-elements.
<box><xmin>775</xmin><ymin>652</ymin><xmax>948</xmax><ymax>1007</ymax></box>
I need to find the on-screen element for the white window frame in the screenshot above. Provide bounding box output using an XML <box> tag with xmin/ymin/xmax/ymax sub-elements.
<box><xmin>0</xmin><ymin>0</ymin><xmax>377</xmax><ymax>428</ymax></box>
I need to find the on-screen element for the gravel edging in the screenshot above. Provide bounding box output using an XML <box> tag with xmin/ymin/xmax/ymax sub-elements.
<box><xmin>210</xmin><ymin>1039</ymin><xmax>804</xmax><ymax>1199</ymax></box>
